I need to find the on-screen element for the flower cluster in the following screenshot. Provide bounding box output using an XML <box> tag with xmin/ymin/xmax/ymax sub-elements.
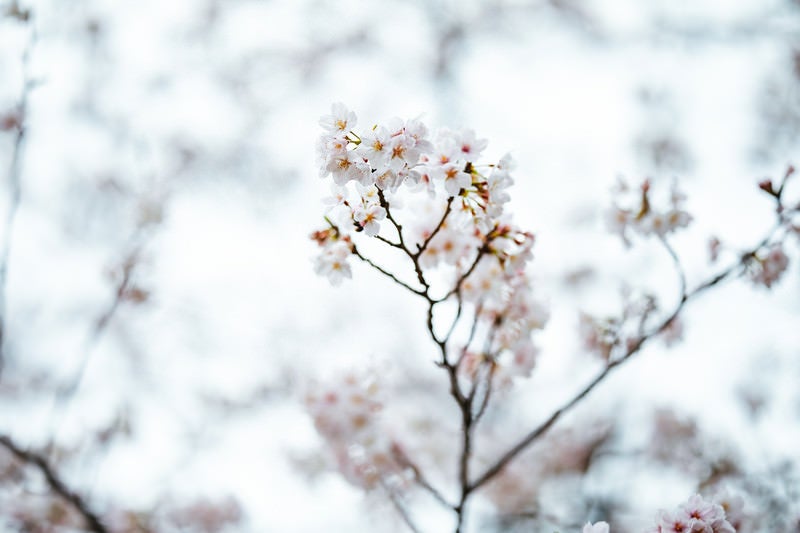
<box><xmin>607</xmin><ymin>178</ymin><xmax>691</xmax><ymax>245</ymax></box>
<box><xmin>307</xmin><ymin>105</ymin><xmax>777</xmax><ymax>533</ymax></box>
<box><xmin>304</xmin><ymin>371</ymin><xmax>405</xmax><ymax>490</ymax></box>
<box><xmin>647</xmin><ymin>494</ymin><xmax>737</xmax><ymax>533</ymax></box>
<box><xmin>313</xmin><ymin>105</ymin><xmax>547</xmax><ymax>385</ymax></box>
<box><xmin>310</xmin><ymin>227</ymin><xmax>353</xmax><ymax>286</ymax></box>
<box><xmin>312</xmin><ymin>103</ymin><xmax>520</xmax><ymax>288</ymax></box>
<box><xmin>746</xmin><ymin>244</ymin><xmax>789</xmax><ymax>288</ymax></box>
<box><xmin>579</xmin><ymin>291</ymin><xmax>669</xmax><ymax>361</ymax></box>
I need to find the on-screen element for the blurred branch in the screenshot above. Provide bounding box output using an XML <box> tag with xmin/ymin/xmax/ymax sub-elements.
<box><xmin>45</xmin><ymin>240</ymin><xmax>145</xmax><ymax>453</ymax></box>
<box><xmin>467</xmin><ymin>217</ymin><xmax>787</xmax><ymax>494</ymax></box>
<box><xmin>0</xmin><ymin>13</ymin><xmax>36</xmax><ymax>379</ymax></box>
<box><xmin>382</xmin><ymin>481</ymin><xmax>423</xmax><ymax>533</ymax></box>
<box><xmin>0</xmin><ymin>434</ymin><xmax>109</xmax><ymax>533</ymax></box>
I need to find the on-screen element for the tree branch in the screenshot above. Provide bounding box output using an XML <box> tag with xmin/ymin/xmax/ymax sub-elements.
<box><xmin>467</xmin><ymin>223</ymin><xmax>783</xmax><ymax>493</ymax></box>
<box><xmin>352</xmin><ymin>245</ymin><xmax>427</xmax><ymax>297</ymax></box>
<box><xmin>0</xmin><ymin>19</ymin><xmax>36</xmax><ymax>379</ymax></box>
<box><xmin>0</xmin><ymin>434</ymin><xmax>109</xmax><ymax>533</ymax></box>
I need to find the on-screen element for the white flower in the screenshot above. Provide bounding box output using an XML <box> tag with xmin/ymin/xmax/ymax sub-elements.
<box><xmin>650</xmin><ymin>495</ymin><xmax>737</xmax><ymax>533</ymax></box>
<box><xmin>313</xmin><ymin>240</ymin><xmax>353</xmax><ymax>285</ymax></box>
<box><xmin>453</xmin><ymin>128</ymin><xmax>488</xmax><ymax>159</ymax></box>
<box><xmin>374</xmin><ymin>167</ymin><xmax>402</xmax><ymax>192</ymax></box>
<box><xmin>354</xmin><ymin>204</ymin><xmax>386</xmax><ymax>237</ymax></box>
<box><xmin>441</xmin><ymin>162</ymin><xmax>472</xmax><ymax>196</ymax></box>
<box><xmin>319</xmin><ymin>102</ymin><xmax>357</xmax><ymax>133</ymax></box>
<box><xmin>429</xmin><ymin>226</ymin><xmax>469</xmax><ymax>266</ymax></box>
<box><xmin>357</xmin><ymin>126</ymin><xmax>391</xmax><ymax>169</ymax></box>
<box><xmin>326</xmin><ymin>151</ymin><xmax>371</xmax><ymax>186</ymax></box>
<box><xmin>317</xmin><ymin>133</ymin><xmax>349</xmax><ymax>177</ymax></box>
<box><xmin>387</xmin><ymin>133</ymin><xmax>418</xmax><ymax>172</ymax></box>
<box><xmin>402</xmin><ymin>117</ymin><xmax>434</xmax><ymax>154</ymax></box>
<box><xmin>486</xmin><ymin>165</ymin><xmax>513</xmax><ymax>217</ymax></box>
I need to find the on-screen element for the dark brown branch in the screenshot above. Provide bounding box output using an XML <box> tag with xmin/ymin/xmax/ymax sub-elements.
<box><xmin>414</xmin><ymin>196</ymin><xmax>454</xmax><ymax>257</ymax></box>
<box><xmin>377</xmin><ymin>189</ymin><xmax>431</xmax><ymax>291</ymax></box>
<box><xmin>352</xmin><ymin>245</ymin><xmax>427</xmax><ymax>297</ymax></box>
<box><xmin>0</xmin><ymin>435</ymin><xmax>109</xmax><ymax>533</ymax></box>
<box><xmin>377</xmin><ymin>189</ymin><xmax>408</xmax><ymax>250</ymax></box>
<box><xmin>435</xmin><ymin>243</ymin><xmax>490</xmax><ymax>304</ymax></box>
<box><xmin>375</xmin><ymin>234</ymin><xmax>403</xmax><ymax>249</ymax></box>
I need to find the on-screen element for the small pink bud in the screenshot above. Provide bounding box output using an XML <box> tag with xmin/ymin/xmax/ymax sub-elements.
<box><xmin>758</xmin><ymin>179</ymin><xmax>776</xmax><ymax>195</ymax></box>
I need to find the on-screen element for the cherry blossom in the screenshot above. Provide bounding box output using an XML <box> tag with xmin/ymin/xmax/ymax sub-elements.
<box><xmin>307</xmin><ymin>105</ymin><xmax>798</xmax><ymax>533</ymax></box>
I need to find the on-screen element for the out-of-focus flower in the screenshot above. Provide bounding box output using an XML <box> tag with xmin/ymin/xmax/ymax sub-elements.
<box><xmin>747</xmin><ymin>244</ymin><xmax>789</xmax><ymax>288</ymax></box>
<box><xmin>583</xmin><ymin>521</ymin><xmax>610</xmax><ymax>533</ymax></box>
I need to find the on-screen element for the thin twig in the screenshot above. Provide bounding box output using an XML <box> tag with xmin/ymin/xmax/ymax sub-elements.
<box><xmin>0</xmin><ymin>20</ymin><xmax>36</xmax><ymax>379</ymax></box>
<box><xmin>352</xmin><ymin>246</ymin><xmax>427</xmax><ymax>297</ymax></box>
<box><xmin>377</xmin><ymin>189</ymin><xmax>432</xmax><ymax>290</ymax></box>
<box><xmin>435</xmin><ymin>243</ymin><xmax>490</xmax><ymax>303</ymax></box>
<box><xmin>659</xmin><ymin>235</ymin><xmax>687</xmax><ymax>300</ymax></box>
<box><xmin>0</xmin><ymin>434</ymin><xmax>109</xmax><ymax>533</ymax></box>
<box><xmin>414</xmin><ymin>196</ymin><xmax>454</xmax><ymax>257</ymax></box>
<box><xmin>443</xmin><ymin>295</ymin><xmax>463</xmax><ymax>344</ymax></box>
<box><xmin>473</xmin><ymin>362</ymin><xmax>496</xmax><ymax>423</ymax></box>
<box><xmin>375</xmin><ymin>234</ymin><xmax>404</xmax><ymax>249</ymax></box>
<box><xmin>382</xmin><ymin>481</ymin><xmax>423</xmax><ymax>533</ymax></box>
<box><xmin>392</xmin><ymin>446</ymin><xmax>455</xmax><ymax>509</ymax></box>
<box><xmin>378</xmin><ymin>189</ymin><xmax>409</xmax><ymax>250</ymax></box>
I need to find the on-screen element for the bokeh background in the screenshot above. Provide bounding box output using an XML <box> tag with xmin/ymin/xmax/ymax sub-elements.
<box><xmin>1</xmin><ymin>0</ymin><xmax>799</xmax><ymax>531</ymax></box>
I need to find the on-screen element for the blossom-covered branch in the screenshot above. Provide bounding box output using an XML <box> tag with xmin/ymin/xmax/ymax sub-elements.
<box><xmin>308</xmin><ymin>103</ymin><xmax>798</xmax><ymax>532</ymax></box>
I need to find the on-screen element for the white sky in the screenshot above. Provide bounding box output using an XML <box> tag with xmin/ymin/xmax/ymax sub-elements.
<box><xmin>0</xmin><ymin>0</ymin><xmax>799</xmax><ymax>531</ymax></box>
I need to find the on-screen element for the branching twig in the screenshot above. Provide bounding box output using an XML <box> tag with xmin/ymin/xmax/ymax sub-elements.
<box><xmin>473</xmin><ymin>362</ymin><xmax>496</xmax><ymax>424</ymax></box>
<box><xmin>467</xmin><ymin>223</ymin><xmax>784</xmax><ymax>494</ymax></box>
<box><xmin>392</xmin><ymin>446</ymin><xmax>455</xmax><ymax>510</ymax></box>
<box><xmin>414</xmin><ymin>196</ymin><xmax>454</xmax><ymax>257</ymax></box>
<box><xmin>0</xmin><ymin>434</ymin><xmax>109</xmax><ymax>533</ymax></box>
<box><xmin>435</xmin><ymin>242</ymin><xmax>490</xmax><ymax>304</ymax></box>
<box><xmin>352</xmin><ymin>245</ymin><xmax>427</xmax><ymax>297</ymax></box>
<box><xmin>381</xmin><ymin>480</ymin><xmax>423</xmax><ymax>533</ymax></box>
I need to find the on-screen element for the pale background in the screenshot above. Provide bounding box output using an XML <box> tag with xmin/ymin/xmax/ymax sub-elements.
<box><xmin>0</xmin><ymin>0</ymin><xmax>799</xmax><ymax>531</ymax></box>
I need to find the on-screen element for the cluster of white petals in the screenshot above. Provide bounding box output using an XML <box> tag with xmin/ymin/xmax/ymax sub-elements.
<box><xmin>647</xmin><ymin>494</ymin><xmax>737</xmax><ymax>533</ymax></box>
<box><xmin>459</xmin><ymin>247</ymin><xmax>549</xmax><ymax>381</ymax></box>
<box><xmin>312</xmin><ymin>103</ymin><xmax>521</xmax><ymax>285</ymax></box>
<box><xmin>607</xmin><ymin>178</ymin><xmax>692</xmax><ymax>245</ymax></box>
<box><xmin>305</xmin><ymin>105</ymin><xmax>792</xmax><ymax>533</ymax></box>
<box><xmin>310</xmin><ymin>227</ymin><xmax>353</xmax><ymax>286</ymax></box>
<box><xmin>304</xmin><ymin>371</ymin><xmax>405</xmax><ymax>490</ymax></box>
<box><xmin>579</xmin><ymin>292</ymin><xmax>663</xmax><ymax>361</ymax></box>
